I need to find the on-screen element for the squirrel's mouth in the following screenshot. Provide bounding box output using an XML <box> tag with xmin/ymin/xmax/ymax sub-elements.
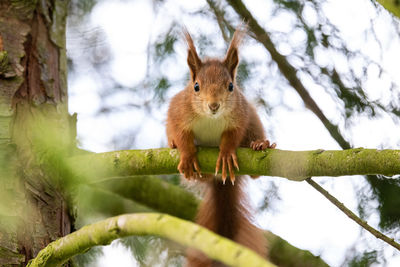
<box><xmin>200</xmin><ymin>103</ymin><xmax>224</xmax><ymax>117</ymax></box>
<box><xmin>208</xmin><ymin>110</ymin><xmax>223</xmax><ymax>118</ymax></box>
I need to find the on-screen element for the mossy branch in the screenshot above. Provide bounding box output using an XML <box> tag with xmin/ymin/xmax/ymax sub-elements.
<box><xmin>67</xmin><ymin>147</ymin><xmax>400</xmax><ymax>181</ymax></box>
<box><xmin>27</xmin><ymin>213</ymin><xmax>275</xmax><ymax>267</ymax></box>
<box><xmin>91</xmin><ymin>176</ymin><xmax>200</xmax><ymax>221</ymax></box>
<box><xmin>84</xmin><ymin>178</ymin><xmax>329</xmax><ymax>266</ymax></box>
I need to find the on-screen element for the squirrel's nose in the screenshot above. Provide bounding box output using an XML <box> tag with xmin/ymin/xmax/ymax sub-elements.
<box><xmin>208</xmin><ymin>102</ymin><xmax>220</xmax><ymax>112</ymax></box>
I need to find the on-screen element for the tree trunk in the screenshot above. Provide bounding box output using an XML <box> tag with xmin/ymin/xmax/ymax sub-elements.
<box><xmin>0</xmin><ymin>0</ymin><xmax>73</xmax><ymax>265</ymax></box>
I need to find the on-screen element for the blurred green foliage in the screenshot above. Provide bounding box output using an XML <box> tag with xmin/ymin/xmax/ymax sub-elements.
<box><xmin>347</xmin><ymin>251</ymin><xmax>379</xmax><ymax>267</ymax></box>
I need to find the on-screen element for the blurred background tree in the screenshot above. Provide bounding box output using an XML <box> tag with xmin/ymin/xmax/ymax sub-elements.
<box><xmin>1</xmin><ymin>0</ymin><xmax>400</xmax><ymax>266</ymax></box>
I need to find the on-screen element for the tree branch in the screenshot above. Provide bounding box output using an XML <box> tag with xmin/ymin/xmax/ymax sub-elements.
<box><xmin>87</xmin><ymin>178</ymin><xmax>329</xmax><ymax>266</ymax></box>
<box><xmin>306</xmin><ymin>178</ymin><xmax>400</xmax><ymax>251</ymax></box>
<box><xmin>206</xmin><ymin>0</ymin><xmax>233</xmax><ymax>42</ymax></box>
<box><xmin>264</xmin><ymin>231</ymin><xmax>329</xmax><ymax>267</ymax></box>
<box><xmin>67</xmin><ymin>147</ymin><xmax>400</xmax><ymax>181</ymax></box>
<box><xmin>91</xmin><ymin>176</ymin><xmax>199</xmax><ymax>221</ymax></box>
<box><xmin>27</xmin><ymin>213</ymin><xmax>275</xmax><ymax>267</ymax></box>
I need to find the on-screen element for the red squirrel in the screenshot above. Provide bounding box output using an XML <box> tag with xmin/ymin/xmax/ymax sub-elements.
<box><xmin>166</xmin><ymin>28</ymin><xmax>276</xmax><ymax>266</ymax></box>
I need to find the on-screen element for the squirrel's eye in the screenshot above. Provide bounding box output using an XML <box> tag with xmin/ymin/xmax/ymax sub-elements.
<box><xmin>228</xmin><ymin>82</ymin><xmax>234</xmax><ymax>92</ymax></box>
<box><xmin>194</xmin><ymin>82</ymin><xmax>200</xmax><ymax>92</ymax></box>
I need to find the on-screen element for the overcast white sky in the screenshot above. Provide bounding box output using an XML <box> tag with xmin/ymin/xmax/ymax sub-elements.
<box><xmin>67</xmin><ymin>0</ymin><xmax>400</xmax><ymax>266</ymax></box>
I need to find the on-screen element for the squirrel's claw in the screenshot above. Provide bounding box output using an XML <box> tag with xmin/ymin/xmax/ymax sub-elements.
<box><xmin>227</xmin><ymin>156</ymin><xmax>235</xmax><ymax>185</ymax></box>
<box><xmin>221</xmin><ymin>156</ymin><xmax>227</xmax><ymax>182</ymax></box>
<box><xmin>232</xmin><ymin>153</ymin><xmax>239</xmax><ymax>171</ymax></box>
<box><xmin>216</xmin><ymin>151</ymin><xmax>238</xmax><ymax>185</ymax></box>
<box><xmin>178</xmin><ymin>155</ymin><xmax>201</xmax><ymax>180</ymax></box>
<box><xmin>251</xmin><ymin>139</ymin><xmax>277</xmax><ymax>150</ymax></box>
<box><xmin>193</xmin><ymin>159</ymin><xmax>202</xmax><ymax>178</ymax></box>
<box><xmin>215</xmin><ymin>154</ymin><xmax>221</xmax><ymax>176</ymax></box>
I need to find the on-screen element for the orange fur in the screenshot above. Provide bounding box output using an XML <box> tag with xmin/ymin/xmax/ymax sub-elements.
<box><xmin>166</xmin><ymin>28</ymin><xmax>274</xmax><ymax>266</ymax></box>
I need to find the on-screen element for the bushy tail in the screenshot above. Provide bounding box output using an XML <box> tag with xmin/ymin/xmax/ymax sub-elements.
<box><xmin>186</xmin><ymin>176</ymin><xmax>267</xmax><ymax>267</ymax></box>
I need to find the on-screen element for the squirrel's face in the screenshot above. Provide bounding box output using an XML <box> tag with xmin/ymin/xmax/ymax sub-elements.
<box><xmin>190</xmin><ymin>60</ymin><xmax>237</xmax><ymax>117</ymax></box>
<box><xmin>184</xmin><ymin>29</ymin><xmax>244</xmax><ymax>118</ymax></box>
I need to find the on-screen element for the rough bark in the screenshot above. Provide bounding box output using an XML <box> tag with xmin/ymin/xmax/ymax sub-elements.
<box><xmin>67</xmin><ymin>147</ymin><xmax>400</xmax><ymax>181</ymax></box>
<box><xmin>0</xmin><ymin>0</ymin><xmax>73</xmax><ymax>265</ymax></box>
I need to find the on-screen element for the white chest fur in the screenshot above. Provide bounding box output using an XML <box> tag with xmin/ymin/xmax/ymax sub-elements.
<box><xmin>192</xmin><ymin>115</ymin><xmax>229</xmax><ymax>147</ymax></box>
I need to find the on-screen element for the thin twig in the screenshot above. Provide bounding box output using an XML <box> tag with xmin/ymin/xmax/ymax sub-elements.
<box><xmin>306</xmin><ymin>178</ymin><xmax>400</xmax><ymax>251</ymax></box>
<box><xmin>206</xmin><ymin>0</ymin><xmax>233</xmax><ymax>43</ymax></box>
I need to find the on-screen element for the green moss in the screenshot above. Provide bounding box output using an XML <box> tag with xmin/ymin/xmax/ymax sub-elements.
<box><xmin>0</xmin><ymin>247</ymin><xmax>25</xmax><ymax>265</ymax></box>
<box><xmin>10</xmin><ymin>0</ymin><xmax>38</xmax><ymax>19</ymax></box>
<box><xmin>26</xmin><ymin>244</ymin><xmax>54</xmax><ymax>267</ymax></box>
<box><xmin>0</xmin><ymin>51</ymin><xmax>8</xmax><ymax>74</ymax></box>
<box><xmin>0</xmin><ymin>116</ymin><xmax>12</xmax><ymax>143</ymax></box>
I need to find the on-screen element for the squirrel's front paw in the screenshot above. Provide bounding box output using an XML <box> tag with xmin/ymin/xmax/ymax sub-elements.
<box><xmin>215</xmin><ymin>150</ymin><xmax>239</xmax><ymax>185</ymax></box>
<box><xmin>178</xmin><ymin>155</ymin><xmax>201</xmax><ymax>180</ymax></box>
<box><xmin>250</xmin><ymin>139</ymin><xmax>276</xmax><ymax>150</ymax></box>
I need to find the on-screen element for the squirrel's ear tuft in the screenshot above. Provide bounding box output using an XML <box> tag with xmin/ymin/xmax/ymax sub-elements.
<box><xmin>223</xmin><ymin>25</ymin><xmax>246</xmax><ymax>80</ymax></box>
<box><xmin>183</xmin><ymin>29</ymin><xmax>202</xmax><ymax>82</ymax></box>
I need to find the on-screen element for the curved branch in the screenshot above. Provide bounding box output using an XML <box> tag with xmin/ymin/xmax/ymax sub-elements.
<box><xmin>82</xmin><ymin>182</ymin><xmax>329</xmax><ymax>266</ymax></box>
<box><xmin>27</xmin><ymin>213</ymin><xmax>275</xmax><ymax>267</ymax></box>
<box><xmin>77</xmin><ymin>184</ymin><xmax>330</xmax><ymax>266</ymax></box>
<box><xmin>67</xmin><ymin>147</ymin><xmax>400</xmax><ymax>181</ymax></box>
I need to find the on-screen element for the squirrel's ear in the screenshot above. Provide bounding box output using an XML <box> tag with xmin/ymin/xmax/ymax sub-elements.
<box><xmin>183</xmin><ymin>30</ymin><xmax>202</xmax><ymax>82</ymax></box>
<box><xmin>223</xmin><ymin>27</ymin><xmax>245</xmax><ymax>80</ymax></box>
